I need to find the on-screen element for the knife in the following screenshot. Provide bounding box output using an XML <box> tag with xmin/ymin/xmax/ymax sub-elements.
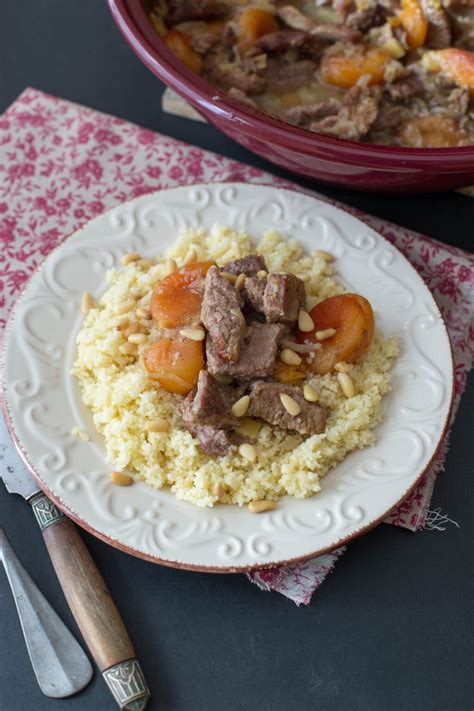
<box><xmin>0</xmin><ymin>417</ymin><xmax>150</xmax><ymax>711</ymax></box>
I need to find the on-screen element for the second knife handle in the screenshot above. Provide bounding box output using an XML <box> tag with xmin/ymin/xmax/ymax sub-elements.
<box><xmin>30</xmin><ymin>492</ymin><xmax>150</xmax><ymax>710</ymax></box>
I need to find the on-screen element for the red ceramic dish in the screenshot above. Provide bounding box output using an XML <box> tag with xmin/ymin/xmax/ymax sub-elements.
<box><xmin>109</xmin><ymin>0</ymin><xmax>474</xmax><ymax>193</ymax></box>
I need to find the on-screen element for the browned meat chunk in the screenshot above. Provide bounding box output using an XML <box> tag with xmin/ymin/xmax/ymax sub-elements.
<box><xmin>247</xmin><ymin>382</ymin><xmax>327</xmax><ymax>435</ymax></box>
<box><xmin>256</xmin><ymin>30</ymin><xmax>310</xmax><ymax>52</ymax></box>
<box><xmin>166</xmin><ymin>1</ymin><xmax>229</xmax><ymax>25</ymax></box>
<box><xmin>206</xmin><ymin>323</ymin><xmax>285</xmax><ymax>379</ymax></box>
<box><xmin>263</xmin><ymin>273</ymin><xmax>306</xmax><ymax>323</ymax></box>
<box><xmin>186</xmin><ymin>425</ymin><xmax>235</xmax><ymax>455</ymax></box>
<box><xmin>310</xmin><ymin>84</ymin><xmax>381</xmax><ymax>141</ymax></box>
<box><xmin>265</xmin><ymin>59</ymin><xmax>317</xmax><ymax>92</ymax></box>
<box><xmin>310</xmin><ymin>23</ymin><xmax>361</xmax><ymax>43</ymax></box>
<box><xmin>204</xmin><ymin>49</ymin><xmax>266</xmax><ymax>94</ymax></box>
<box><xmin>346</xmin><ymin>6</ymin><xmax>387</xmax><ymax>32</ymax></box>
<box><xmin>385</xmin><ymin>73</ymin><xmax>425</xmax><ymax>101</ymax></box>
<box><xmin>420</xmin><ymin>0</ymin><xmax>451</xmax><ymax>48</ymax></box>
<box><xmin>180</xmin><ymin>370</ymin><xmax>238</xmax><ymax>429</ymax></box>
<box><xmin>277</xmin><ymin>5</ymin><xmax>317</xmax><ymax>32</ymax></box>
<box><xmin>242</xmin><ymin>276</ymin><xmax>266</xmax><ymax>313</ymax></box>
<box><xmin>222</xmin><ymin>254</ymin><xmax>267</xmax><ymax>277</ymax></box>
<box><xmin>201</xmin><ymin>266</ymin><xmax>245</xmax><ymax>363</ymax></box>
<box><xmin>286</xmin><ymin>98</ymin><xmax>341</xmax><ymax>126</ymax></box>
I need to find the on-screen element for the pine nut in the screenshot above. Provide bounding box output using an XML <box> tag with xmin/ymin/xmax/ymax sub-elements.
<box><xmin>232</xmin><ymin>241</ymin><xmax>242</xmax><ymax>258</ymax></box>
<box><xmin>280</xmin><ymin>349</ymin><xmax>302</xmax><ymax>366</ymax></box>
<box><xmin>81</xmin><ymin>292</ymin><xmax>95</xmax><ymax>314</ymax></box>
<box><xmin>182</xmin><ymin>247</ymin><xmax>197</xmax><ymax>266</ymax></box>
<box><xmin>119</xmin><ymin>342</ymin><xmax>136</xmax><ymax>355</ymax></box>
<box><xmin>115</xmin><ymin>299</ymin><xmax>136</xmax><ymax>315</ymax></box>
<box><xmin>303</xmin><ymin>384</ymin><xmax>319</xmax><ymax>402</ymax></box>
<box><xmin>136</xmin><ymin>258</ymin><xmax>155</xmax><ymax>269</ymax></box>
<box><xmin>115</xmin><ymin>316</ymin><xmax>129</xmax><ymax>329</ymax></box>
<box><xmin>234</xmin><ymin>273</ymin><xmax>246</xmax><ymax>291</ymax></box>
<box><xmin>147</xmin><ymin>418</ymin><xmax>170</xmax><ymax>433</ymax></box>
<box><xmin>280</xmin><ymin>393</ymin><xmax>301</xmax><ymax>416</ymax></box>
<box><xmin>298</xmin><ymin>309</ymin><xmax>314</xmax><ymax>332</ymax></box>
<box><xmin>123</xmin><ymin>321</ymin><xmax>140</xmax><ymax>337</ymax></box>
<box><xmin>235</xmin><ymin>417</ymin><xmax>262</xmax><ymax>439</ymax></box>
<box><xmin>248</xmin><ymin>500</ymin><xmax>277</xmax><ymax>514</ymax></box>
<box><xmin>121</xmin><ymin>252</ymin><xmax>140</xmax><ymax>266</ymax></box>
<box><xmin>315</xmin><ymin>328</ymin><xmax>336</xmax><ymax>341</ymax></box>
<box><xmin>221</xmin><ymin>271</ymin><xmax>237</xmax><ymax>284</ymax></box>
<box><xmin>136</xmin><ymin>307</ymin><xmax>152</xmax><ymax>320</ymax></box>
<box><xmin>110</xmin><ymin>471</ymin><xmax>134</xmax><ymax>486</ymax></box>
<box><xmin>128</xmin><ymin>333</ymin><xmax>147</xmax><ymax>345</ymax></box>
<box><xmin>180</xmin><ymin>327</ymin><xmax>206</xmax><ymax>341</ymax></box>
<box><xmin>338</xmin><ymin>372</ymin><xmax>356</xmax><ymax>398</ymax></box>
<box><xmin>231</xmin><ymin>395</ymin><xmax>250</xmax><ymax>418</ymax></box>
<box><xmin>313</xmin><ymin>249</ymin><xmax>335</xmax><ymax>262</ymax></box>
<box><xmin>239</xmin><ymin>443</ymin><xmax>257</xmax><ymax>463</ymax></box>
<box><xmin>166</xmin><ymin>258</ymin><xmax>177</xmax><ymax>275</ymax></box>
<box><xmin>257</xmin><ymin>270</ymin><xmax>268</xmax><ymax>278</ymax></box>
<box><xmin>213</xmin><ymin>482</ymin><xmax>225</xmax><ymax>498</ymax></box>
<box><xmin>334</xmin><ymin>361</ymin><xmax>353</xmax><ymax>373</ymax></box>
<box><xmin>214</xmin><ymin>373</ymin><xmax>233</xmax><ymax>385</ymax></box>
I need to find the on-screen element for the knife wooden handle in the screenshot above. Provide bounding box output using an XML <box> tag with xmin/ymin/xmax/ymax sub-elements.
<box><xmin>30</xmin><ymin>492</ymin><xmax>150</xmax><ymax>710</ymax></box>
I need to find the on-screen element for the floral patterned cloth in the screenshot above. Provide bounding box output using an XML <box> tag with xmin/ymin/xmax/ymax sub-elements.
<box><xmin>0</xmin><ymin>88</ymin><xmax>472</xmax><ymax>605</ymax></box>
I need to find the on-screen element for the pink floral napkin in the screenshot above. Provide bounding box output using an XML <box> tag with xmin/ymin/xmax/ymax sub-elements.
<box><xmin>1</xmin><ymin>88</ymin><xmax>472</xmax><ymax>605</ymax></box>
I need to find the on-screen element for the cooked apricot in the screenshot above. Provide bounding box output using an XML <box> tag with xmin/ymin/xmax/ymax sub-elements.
<box><xmin>399</xmin><ymin>115</ymin><xmax>468</xmax><ymax>147</ymax></box>
<box><xmin>237</xmin><ymin>8</ymin><xmax>278</xmax><ymax>53</ymax></box>
<box><xmin>143</xmin><ymin>336</ymin><xmax>204</xmax><ymax>395</ymax></box>
<box><xmin>320</xmin><ymin>48</ymin><xmax>389</xmax><ymax>89</ymax></box>
<box><xmin>397</xmin><ymin>0</ymin><xmax>428</xmax><ymax>48</ymax></box>
<box><xmin>164</xmin><ymin>29</ymin><xmax>203</xmax><ymax>73</ymax></box>
<box><xmin>274</xmin><ymin>362</ymin><xmax>306</xmax><ymax>384</ymax></box>
<box><xmin>298</xmin><ymin>294</ymin><xmax>374</xmax><ymax>375</ymax></box>
<box><xmin>422</xmin><ymin>48</ymin><xmax>474</xmax><ymax>93</ymax></box>
<box><xmin>151</xmin><ymin>261</ymin><xmax>214</xmax><ymax>329</ymax></box>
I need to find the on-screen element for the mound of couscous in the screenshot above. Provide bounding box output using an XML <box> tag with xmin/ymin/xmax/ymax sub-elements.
<box><xmin>72</xmin><ymin>226</ymin><xmax>398</xmax><ymax>507</ymax></box>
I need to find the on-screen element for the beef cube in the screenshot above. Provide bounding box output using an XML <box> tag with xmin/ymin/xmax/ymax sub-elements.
<box><xmin>206</xmin><ymin>323</ymin><xmax>285</xmax><ymax>379</ymax></box>
<box><xmin>201</xmin><ymin>266</ymin><xmax>245</xmax><ymax>363</ymax></box>
<box><xmin>222</xmin><ymin>254</ymin><xmax>267</xmax><ymax>277</ymax></box>
<box><xmin>179</xmin><ymin>370</ymin><xmax>238</xmax><ymax>429</ymax></box>
<box><xmin>242</xmin><ymin>276</ymin><xmax>266</xmax><ymax>313</ymax></box>
<box><xmin>186</xmin><ymin>425</ymin><xmax>236</xmax><ymax>456</ymax></box>
<box><xmin>263</xmin><ymin>273</ymin><xmax>306</xmax><ymax>324</ymax></box>
<box><xmin>247</xmin><ymin>382</ymin><xmax>326</xmax><ymax>435</ymax></box>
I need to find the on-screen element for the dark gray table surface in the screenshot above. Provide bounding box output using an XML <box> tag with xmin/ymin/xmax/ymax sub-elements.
<box><xmin>0</xmin><ymin>2</ymin><xmax>473</xmax><ymax>710</ymax></box>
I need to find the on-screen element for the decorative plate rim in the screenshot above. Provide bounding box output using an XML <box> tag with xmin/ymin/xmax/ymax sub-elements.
<box><xmin>1</xmin><ymin>182</ymin><xmax>455</xmax><ymax>573</ymax></box>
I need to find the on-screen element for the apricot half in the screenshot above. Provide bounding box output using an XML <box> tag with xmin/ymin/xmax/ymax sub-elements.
<box><xmin>151</xmin><ymin>261</ymin><xmax>214</xmax><ymax>329</ymax></box>
<box><xmin>298</xmin><ymin>294</ymin><xmax>374</xmax><ymax>375</ymax></box>
<box><xmin>320</xmin><ymin>48</ymin><xmax>389</xmax><ymax>88</ymax></box>
<box><xmin>238</xmin><ymin>8</ymin><xmax>278</xmax><ymax>53</ymax></box>
<box><xmin>143</xmin><ymin>336</ymin><xmax>204</xmax><ymax>395</ymax></box>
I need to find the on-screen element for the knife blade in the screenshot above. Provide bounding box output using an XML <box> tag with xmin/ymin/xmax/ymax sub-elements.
<box><xmin>0</xmin><ymin>415</ymin><xmax>150</xmax><ymax>710</ymax></box>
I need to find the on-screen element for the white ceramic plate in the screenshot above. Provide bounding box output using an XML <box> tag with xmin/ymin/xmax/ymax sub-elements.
<box><xmin>2</xmin><ymin>184</ymin><xmax>454</xmax><ymax>572</ymax></box>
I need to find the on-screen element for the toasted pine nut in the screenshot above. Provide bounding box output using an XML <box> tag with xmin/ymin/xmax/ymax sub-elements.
<box><xmin>257</xmin><ymin>270</ymin><xmax>268</xmax><ymax>278</ymax></box>
<box><xmin>280</xmin><ymin>393</ymin><xmax>301</xmax><ymax>416</ymax></box>
<box><xmin>213</xmin><ymin>482</ymin><xmax>225</xmax><ymax>498</ymax></box>
<box><xmin>338</xmin><ymin>372</ymin><xmax>356</xmax><ymax>398</ymax></box>
<box><xmin>214</xmin><ymin>373</ymin><xmax>233</xmax><ymax>385</ymax></box>
<box><xmin>115</xmin><ymin>299</ymin><xmax>136</xmax><ymax>315</ymax></box>
<box><xmin>221</xmin><ymin>271</ymin><xmax>237</xmax><ymax>284</ymax></box>
<box><xmin>166</xmin><ymin>258</ymin><xmax>177</xmax><ymax>275</ymax></box>
<box><xmin>180</xmin><ymin>327</ymin><xmax>206</xmax><ymax>342</ymax></box>
<box><xmin>298</xmin><ymin>309</ymin><xmax>314</xmax><ymax>332</ymax></box>
<box><xmin>136</xmin><ymin>307</ymin><xmax>152</xmax><ymax>320</ymax></box>
<box><xmin>280</xmin><ymin>349</ymin><xmax>302</xmax><ymax>366</ymax></box>
<box><xmin>315</xmin><ymin>328</ymin><xmax>336</xmax><ymax>341</ymax></box>
<box><xmin>147</xmin><ymin>418</ymin><xmax>170</xmax><ymax>433</ymax></box>
<box><xmin>234</xmin><ymin>273</ymin><xmax>246</xmax><ymax>291</ymax></box>
<box><xmin>123</xmin><ymin>321</ymin><xmax>140</xmax><ymax>337</ymax></box>
<box><xmin>115</xmin><ymin>316</ymin><xmax>130</xmax><ymax>329</ymax></box>
<box><xmin>248</xmin><ymin>500</ymin><xmax>277</xmax><ymax>514</ymax></box>
<box><xmin>313</xmin><ymin>249</ymin><xmax>335</xmax><ymax>262</ymax></box>
<box><xmin>239</xmin><ymin>443</ymin><xmax>257</xmax><ymax>463</ymax></box>
<box><xmin>136</xmin><ymin>258</ymin><xmax>155</xmax><ymax>269</ymax></box>
<box><xmin>334</xmin><ymin>361</ymin><xmax>353</xmax><ymax>373</ymax></box>
<box><xmin>128</xmin><ymin>333</ymin><xmax>147</xmax><ymax>345</ymax></box>
<box><xmin>81</xmin><ymin>292</ymin><xmax>94</xmax><ymax>314</ymax></box>
<box><xmin>119</xmin><ymin>342</ymin><xmax>136</xmax><ymax>355</ymax></box>
<box><xmin>110</xmin><ymin>471</ymin><xmax>134</xmax><ymax>487</ymax></box>
<box><xmin>303</xmin><ymin>384</ymin><xmax>319</xmax><ymax>402</ymax></box>
<box><xmin>121</xmin><ymin>252</ymin><xmax>140</xmax><ymax>266</ymax></box>
<box><xmin>231</xmin><ymin>395</ymin><xmax>250</xmax><ymax>418</ymax></box>
<box><xmin>232</xmin><ymin>241</ymin><xmax>242</xmax><ymax>259</ymax></box>
<box><xmin>182</xmin><ymin>247</ymin><xmax>197</xmax><ymax>266</ymax></box>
